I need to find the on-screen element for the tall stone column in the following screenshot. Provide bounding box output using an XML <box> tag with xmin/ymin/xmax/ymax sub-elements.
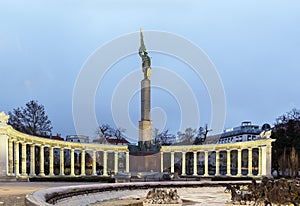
<box><xmin>81</xmin><ymin>150</ymin><xmax>86</xmax><ymax>176</ymax></box>
<box><xmin>237</xmin><ymin>149</ymin><xmax>242</xmax><ymax>176</ymax></box>
<box><xmin>21</xmin><ymin>142</ymin><xmax>27</xmax><ymax>176</ymax></box>
<box><xmin>92</xmin><ymin>150</ymin><xmax>97</xmax><ymax>176</ymax></box>
<box><xmin>160</xmin><ymin>152</ymin><xmax>164</xmax><ymax>173</ymax></box>
<box><xmin>125</xmin><ymin>152</ymin><xmax>129</xmax><ymax>173</ymax></box>
<box><xmin>215</xmin><ymin>150</ymin><xmax>220</xmax><ymax>176</ymax></box>
<box><xmin>70</xmin><ymin>149</ymin><xmax>75</xmax><ymax>176</ymax></box>
<box><xmin>0</xmin><ymin>113</ymin><xmax>10</xmax><ymax>177</ymax></box>
<box><xmin>181</xmin><ymin>152</ymin><xmax>186</xmax><ymax>176</ymax></box>
<box><xmin>8</xmin><ymin>139</ymin><xmax>13</xmax><ymax>175</ymax></box>
<box><xmin>248</xmin><ymin>148</ymin><xmax>253</xmax><ymax>176</ymax></box>
<box><xmin>193</xmin><ymin>152</ymin><xmax>197</xmax><ymax>176</ymax></box>
<box><xmin>261</xmin><ymin>146</ymin><xmax>268</xmax><ymax>176</ymax></box>
<box><xmin>258</xmin><ymin>147</ymin><xmax>262</xmax><ymax>176</ymax></box>
<box><xmin>138</xmin><ymin>78</ymin><xmax>152</xmax><ymax>145</ymax></box>
<box><xmin>103</xmin><ymin>151</ymin><xmax>108</xmax><ymax>176</ymax></box>
<box><xmin>226</xmin><ymin>150</ymin><xmax>231</xmax><ymax>176</ymax></box>
<box><xmin>170</xmin><ymin>152</ymin><xmax>175</xmax><ymax>173</ymax></box>
<box><xmin>14</xmin><ymin>141</ymin><xmax>19</xmax><ymax>176</ymax></box>
<box><xmin>49</xmin><ymin>147</ymin><xmax>54</xmax><ymax>176</ymax></box>
<box><xmin>59</xmin><ymin>148</ymin><xmax>64</xmax><ymax>176</ymax></box>
<box><xmin>265</xmin><ymin>145</ymin><xmax>272</xmax><ymax>177</ymax></box>
<box><xmin>30</xmin><ymin>144</ymin><xmax>35</xmax><ymax>176</ymax></box>
<box><xmin>114</xmin><ymin>151</ymin><xmax>118</xmax><ymax>174</ymax></box>
<box><xmin>39</xmin><ymin>146</ymin><xmax>45</xmax><ymax>176</ymax></box>
<box><xmin>204</xmin><ymin>151</ymin><xmax>209</xmax><ymax>176</ymax></box>
<box><xmin>0</xmin><ymin>134</ymin><xmax>9</xmax><ymax>176</ymax></box>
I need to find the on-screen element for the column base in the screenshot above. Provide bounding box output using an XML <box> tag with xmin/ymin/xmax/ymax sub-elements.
<box><xmin>20</xmin><ymin>174</ymin><xmax>28</xmax><ymax>179</ymax></box>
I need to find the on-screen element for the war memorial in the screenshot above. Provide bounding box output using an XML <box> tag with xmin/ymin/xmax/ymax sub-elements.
<box><xmin>0</xmin><ymin>30</ymin><xmax>278</xmax><ymax>205</ymax></box>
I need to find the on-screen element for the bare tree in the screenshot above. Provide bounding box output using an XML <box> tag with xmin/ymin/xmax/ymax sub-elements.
<box><xmin>8</xmin><ymin>100</ymin><xmax>52</xmax><ymax>136</ymax></box>
<box><xmin>194</xmin><ymin>124</ymin><xmax>212</xmax><ymax>145</ymax></box>
<box><xmin>153</xmin><ymin>129</ymin><xmax>176</xmax><ymax>145</ymax></box>
<box><xmin>97</xmin><ymin>124</ymin><xmax>115</xmax><ymax>138</ymax></box>
<box><xmin>114</xmin><ymin>127</ymin><xmax>126</xmax><ymax>145</ymax></box>
<box><xmin>177</xmin><ymin>128</ymin><xmax>197</xmax><ymax>144</ymax></box>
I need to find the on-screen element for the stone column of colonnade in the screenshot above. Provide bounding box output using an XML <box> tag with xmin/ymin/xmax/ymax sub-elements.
<box><xmin>81</xmin><ymin>150</ymin><xmax>86</xmax><ymax>176</ymax></box>
<box><xmin>60</xmin><ymin>147</ymin><xmax>64</xmax><ymax>176</ymax></box>
<box><xmin>170</xmin><ymin>152</ymin><xmax>174</xmax><ymax>173</ymax></box>
<box><xmin>215</xmin><ymin>150</ymin><xmax>220</xmax><ymax>176</ymax></box>
<box><xmin>49</xmin><ymin>146</ymin><xmax>54</xmax><ymax>176</ymax></box>
<box><xmin>248</xmin><ymin>147</ymin><xmax>253</xmax><ymax>176</ymax></box>
<box><xmin>30</xmin><ymin>144</ymin><xmax>35</xmax><ymax>176</ymax></box>
<box><xmin>181</xmin><ymin>152</ymin><xmax>186</xmax><ymax>175</ymax></box>
<box><xmin>8</xmin><ymin>139</ymin><xmax>13</xmax><ymax>175</ymax></box>
<box><xmin>226</xmin><ymin>149</ymin><xmax>231</xmax><ymax>176</ymax></box>
<box><xmin>204</xmin><ymin>151</ymin><xmax>209</xmax><ymax>176</ymax></box>
<box><xmin>21</xmin><ymin>141</ymin><xmax>27</xmax><ymax>176</ymax></box>
<box><xmin>103</xmin><ymin>150</ymin><xmax>108</xmax><ymax>176</ymax></box>
<box><xmin>70</xmin><ymin>149</ymin><xmax>75</xmax><ymax>176</ymax></box>
<box><xmin>14</xmin><ymin>140</ymin><xmax>19</xmax><ymax>176</ymax></box>
<box><xmin>160</xmin><ymin>151</ymin><xmax>164</xmax><ymax>173</ymax></box>
<box><xmin>193</xmin><ymin>152</ymin><xmax>197</xmax><ymax>176</ymax></box>
<box><xmin>125</xmin><ymin>151</ymin><xmax>130</xmax><ymax>173</ymax></box>
<box><xmin>39</xmin><ymin>145</ymin><xmax>45</xmax><ymax>176</ymax></box>
<box><xmin>114</xmin><ymin>151</ymin><xmax>118</xmax><ymax>174</ymax></box>
<box><xmin>237</xmin><ymin>148</ymin><xmax>242</xmax><ymax>176</ymax></box>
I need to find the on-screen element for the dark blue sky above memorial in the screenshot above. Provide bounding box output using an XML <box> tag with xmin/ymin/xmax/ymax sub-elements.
<box><xmin>1</xmin><ymin>1</ymin><xmax>300</xmax><ymax>139</ymax></box>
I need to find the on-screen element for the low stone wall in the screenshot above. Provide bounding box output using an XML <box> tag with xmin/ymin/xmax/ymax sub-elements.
<box><xmin>25</xmin><ymin>181</ymin><xmax>251</xmax><ymax>206</ymax></box>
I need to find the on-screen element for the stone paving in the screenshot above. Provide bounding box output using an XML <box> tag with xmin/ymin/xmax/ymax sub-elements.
<box><xmin>0</xmin><ymin>181</ymin><xmax>249</xmax><ymax>206</ymax></box>
<box><xmin>0</xmin><ymin>182</ymin><xmax>96</xmax><ymax>206</ymax></box>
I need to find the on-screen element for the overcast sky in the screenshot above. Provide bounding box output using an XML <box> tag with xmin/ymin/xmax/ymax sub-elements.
<box><xmin>1</xmin><ymin>1</ymin><xmax>300</xmax><ymax>141</ymax></box>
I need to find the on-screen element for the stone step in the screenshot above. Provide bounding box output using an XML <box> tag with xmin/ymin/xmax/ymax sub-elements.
<box><xmin>0</xmin><ymin>176</ymin><xmax>17</xmax><ymax>182</ymax></box>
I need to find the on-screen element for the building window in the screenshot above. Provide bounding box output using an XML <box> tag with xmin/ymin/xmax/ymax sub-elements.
<box><xmin>247</xmin><ymin>135</ymin><xmax>251</xmax><ymax>141</ymax></box>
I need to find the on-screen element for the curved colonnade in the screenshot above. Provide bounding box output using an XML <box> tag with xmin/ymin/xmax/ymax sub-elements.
<box><xmin>0</xmin><ymin>112</ymin><xmax>275</xmax><ymax>180</ymax></box>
